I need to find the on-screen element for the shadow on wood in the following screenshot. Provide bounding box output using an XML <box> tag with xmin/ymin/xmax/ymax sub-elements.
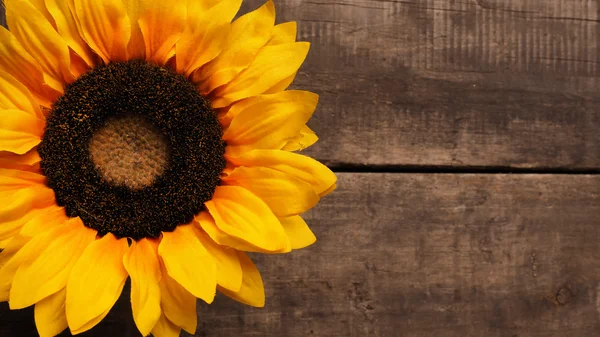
<box><xmin>0</xmin><ymin>283</ymin><xmax>138</xmax><ymax>337</ymax></box>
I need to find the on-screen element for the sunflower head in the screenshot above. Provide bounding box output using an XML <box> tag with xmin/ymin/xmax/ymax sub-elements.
<box><xmin>0</xmin><ymin>0</ymin><xmax>336</xmax><ymax>336</ymax></box>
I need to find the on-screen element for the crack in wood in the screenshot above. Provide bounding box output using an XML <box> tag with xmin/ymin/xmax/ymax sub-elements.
<box><xmin>329</xmin><ymin>164</ymin><xmax>600</xmax><ymax>175</ymax></box>
<box><xmin>538</xmin><ymin>16</ymin><xmax>600</xmax><ymax>23</ymax></box>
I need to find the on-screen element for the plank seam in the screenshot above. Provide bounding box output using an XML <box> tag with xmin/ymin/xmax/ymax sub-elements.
<box><xmin>329</xmin><ymin>164</ymin><xmax>600</xmax><ymax>175</ymax></box>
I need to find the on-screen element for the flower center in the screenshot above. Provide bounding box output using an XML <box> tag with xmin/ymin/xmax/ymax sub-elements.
<box><xmin>39</xmin><ymin>60</ymin><xmax>226</xmax><ymax>240</ymax></box>
<box><xmin>89</xmin><ymin>114</ymin><xmax>171</xmax><ymax>190</ymax></box>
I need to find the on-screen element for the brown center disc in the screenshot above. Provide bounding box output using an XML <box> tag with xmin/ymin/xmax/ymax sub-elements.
<box><xmin>89</xmin><ymin>114</ymin><xmax>171</xmax><ymax>190</ymax></box>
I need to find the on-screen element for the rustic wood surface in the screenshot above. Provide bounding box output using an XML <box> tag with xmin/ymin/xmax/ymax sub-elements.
<box><xmin>269</xmin><ymin>0</ymin><xmax>600</xmax><ymax>170</ymax></box>
<box><xmin>2</xmin><ymin>173</ymin><xmax>600</xmax><ymax>337</ymax></box>
<box><xmin>2</xmin><ymin>0</ymin><xmax>600</xmax><ymax>169</ymax></box>
<box><xmin>1</xmin><ymin>1</ymin><xmax>600</xmax><ymax>337</ymax></box>
<box><xmin>193</xmin><ymin>173</ymin><xmax>600</xmax><ymax>337</ymax></box>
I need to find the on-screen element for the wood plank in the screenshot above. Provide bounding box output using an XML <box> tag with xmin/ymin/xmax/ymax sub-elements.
<box><xmin>1</xmin><ymin>1</ymin><xmax>599</xmax><ymax>169</ymax></box>
<box><xmin>2</xmin><ymin>173</ymin><xmax>599</xmax><ymax>336</ymax></box>
<box><xmin>192</xmin><ymin>173</ymin><xmax>600</xmax><ymax>337</ymax></box>
<box><xmin>244</xmin><ymin>0</ymin><xmax>600</xmax><ymax>169</ymax></box>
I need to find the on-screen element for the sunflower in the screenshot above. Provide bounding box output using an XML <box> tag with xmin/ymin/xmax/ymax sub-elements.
<box><xmin>0</xmin><ymin>0</ymin><xmax>336</xmax><ymax>335</ymax></box>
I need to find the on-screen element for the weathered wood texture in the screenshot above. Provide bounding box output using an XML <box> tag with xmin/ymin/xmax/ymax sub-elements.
<box><xmin>2</xmin><ymin>173</ymin><xmax>600</xmax><ymax>336</ymax></box>
<box><xmin>239</xmin><ymin>0</ymin><xmax>600</xmax><ymax>169</ymax></box>
<box><xmin>1</xmin><ymin>0</ymin><xmax>599</xmax><ymax>169</ymax></box>
<box><xmin>190</xmin><ymin>173</ymin><xmax>600</xmax><ymax>337</ymax></box>
<box><xmin>0</xmin><ymin>1</ymin><xmax>599</xmax><ymax>337</ymax></box>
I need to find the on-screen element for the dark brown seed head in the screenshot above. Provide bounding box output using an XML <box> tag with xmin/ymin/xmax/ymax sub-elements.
<box><xmin>39</xmin><ymin>60</ymin><xmax>226</xmax><ymax>240</ymax></box>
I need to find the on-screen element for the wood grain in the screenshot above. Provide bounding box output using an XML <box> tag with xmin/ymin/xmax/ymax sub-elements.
<box><xmin>241</xmin><ymin>0</ymin><xmax>600</xmax><ymax>169</ymax></box>
<box><xmin>0</xmin><ymin>2</ymin><xmax>599</xmax><ymax>337</ymax></box>
<box><xmin>1</xmin><ymin>1</ymin><xmax>599</xmax><ymax>169</ymax></box>
<box><xmin>2</xmin><ymin>173</ymin><xmax>599</xmax><ymax>337</ymax></box>
<box><xmin>195</xmin><ymin>173</ymin><xmax>600</xmax><ymax>337</ymax></box>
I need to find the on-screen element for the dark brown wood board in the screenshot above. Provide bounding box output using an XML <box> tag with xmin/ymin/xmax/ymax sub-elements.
<box><xmin>250</xmin><ymin>0</ymin><xmax>600</xmax><ymax>170</ymax></box>
<box><xmin>193</xmin><ymin>173</ymin><xmax>600</xmax><ymax>337</ymax></box>
<box><xmin>2</xmin><ymin>173</ymin><xmax>600</xmax><ymax>336</ymax></box>
<box><xmin>1</xmin><ymin>0</ymin><xmax>600</xmax><ymax>169</ymax></box>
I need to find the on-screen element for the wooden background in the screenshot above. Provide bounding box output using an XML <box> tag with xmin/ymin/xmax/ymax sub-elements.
<box><xmin>1</xmin><ymin>0</ymin><xmax>600</xmax><ymax>336</ymax></box>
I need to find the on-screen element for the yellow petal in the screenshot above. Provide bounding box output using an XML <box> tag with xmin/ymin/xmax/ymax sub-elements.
<box><xmin>122</xmin><ymin>0</ymin><xmax>145</xmax><ymax>60</ymax></box>
<box><xmin>279</xmin><ymin>216</ymin><xmax>316</xmax><ymax>249</ymax></box>
<box><xmin>123</xmin><ymin>238</ymin><xmax>161</xmax><ymax>337</ymax></box>
<box><xmin>9</xmin><ymin>220</ymin><xmax>96</xmax><ymax>309</ymax></box>
<box><xmin>0</xmin><ymin>206</ymin><xmax>54</xmax><ymax>242</ymax></box>
<box><xmin>222</xmin><ymin>167</ymin><xmax>319</xmax><ymax>217</ymax></box>
<box><xmin>158</xmin><ymin>225</ymin><xmax>217</xmax><ymax>304</ymax></box>
<box><xmin>34</xmin><ymin>288</ymin><xmax>68</xmax><ymax>337</ymax></box>
<box><xmin>217</xmin><ymin>93</ymin><xmax>271</xmax><ymax>127</ymax></box>
<box><xmin>222</xmin><ymin>91</ymin><xmax>318</xmax><ymax>153</ymax></box>
<box><xmin>195</xmin><ymin>212</ymin><xmax>262</xmax><ymax>253</ymax></box>
<box><xmin>263</xmin><ymin>71</ymin><xmax>297</xmax><ymax>94</ymax></box>
<box><xmin>64</xmin><ymin>0</ymin><xmax>82</xmax><ymax>32</ymax></box>
<box><xmin>193</xmin><ymin>226</ymin><xmax>242</xmax><ymax>292</ymax></box>
<box><xmin>70</xmin><ymin>316</ymin><xmax>108</xmax><ymax>335</ymax></box>
<box><xmin>5</xmin><ymin>0</ymin><xmax>73</xmax><ymax>86</ymax></box>
<box><xmin>0</xmin><ymin>187</ymin><xmax>55</xmax><ymax>227</ymax></box>
<box><xmin>204</xmin><ymin>185</ymin><xmax>289</xmax><ymax>252</ymax></box>
<box><xmin>2</xmin><ymin>150</ymin><xmax>42</xmax><ymax>168</ymax></box>
<box><xmin>19</xmin><ymin>205</ymin><xmax>68</xmax><ymax>237</ymax></box>
<box><xmin>0</xmin><ymin>237</ymin><xmax>12</xmax><ymax>249</ymax></box>
<box><xmin>0</xmin><ymin>235</ymin><xmax>36</xmax><ymax>301</ymax></box>
<box><xmin>176</xmin><ymin>0</ymin><xmax>241</xmax><ymax>76</ymax></box>
<box><xmin>66</xmin><ymin>233</ymin><xmax>129</xmax><ymax>334</ymax></box>
<box><xmin>0</xmin><ymin>168</ymin><xmax>46</xmax><ymax>190</ymax></box>
<box><xmin>157</xmin><ymin>258</ymin><xmax>197</xmax><ymax>334</ymax></box>
<box><xmin>0</xmin><ymin>27</ymin><xmax>59</xmax><ymax>107</ymax></box>
<box><xmin>319</xmin><ymin>183</ymin><xmax>337</xmax><ymax>198</ymax></box>
<box><xmin>267</xmin><ymin>22</ymin><xmax>297</xmax><ymax>46</ymax></box>
<box><xmin>257</xmin><ymin>22</ymin><xmax>299</xmax><ymax>94</ymax></box>
<box><xmin>196</xmin><ymin>0</ymin><xmax>275</xmax><ymax>95</ymax></box>
<box><xmin>0</xmin><ymin>149</ymin><xmax>41</xmax><ymax>171</ymax></box>
<box><xmin>0</xmin><ymin>70</ymin><xmax>44</xmax><ymax>118</ymax></box>
<box><xmin>45</xmin><ymin>0</ymin><xmax>96</xmax><ymax>67</ymax></box>
<box><xmin>73</xmin><ymin>0</ymin><xmax>131</xmax><ymax>64</ymax></box>
<box><xmin>0</xmin><ymin>234</ymin><xmax>28</xmax><ymax>273</ymax></box>
<box><xmin>0</xmin><ymin>218</ymin><xmax>81</xmax><ymax>301</ymax></box>
<box><xmin>218</xmin><ymin>252</ymin><xmax>265</xmax><ymax>307</ymax></box>
<box><xmin>138</xmin><ymin>1</ymin><xmax>187</xmax><ymax>65</ymax></box>
<box><xmin>186</xmin><ymin>0</ymin><xmax>222</xmax><ymax>10</ymax></box>
<box><xmin>67</xmin><ymin>49</ymin><xmax>91</xmax><ymax>79</ymax></box>
<box><xmin>151</xmin><ymin>314</ymin><xmax>181</xmax><ymax>337</ymax></box>
<box><xmin>27</xmin><ymin>0</ymin><xmax>57</xmax><ymax>27</ymax></box>
<box><xmin>0</xmin><ymin>236</ymin><xmax>32</xmax><ymax>300</ymax></box>
<box><xmin>281</xmin><ymin>125</ymin><xmax>319</xmax><ymax>152</ymax></box>
<box><xmin>226</xmin><ymin>150</ymin><xmax>337</xmax><ymax>196</ymax></box>
<box><xmin>0</xmin><ymin>109</ymin><xmax>45</xmax><ymax>155</ymax></box>
<box><xmin>0</xmin><ymin>160</ymin><xmax>40</xmax><ymax>173</ymax></box>
<box><xmin>211</xmin><ymin>42</ymin><xmax>310</xmax><ymax>108</ymax></box>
